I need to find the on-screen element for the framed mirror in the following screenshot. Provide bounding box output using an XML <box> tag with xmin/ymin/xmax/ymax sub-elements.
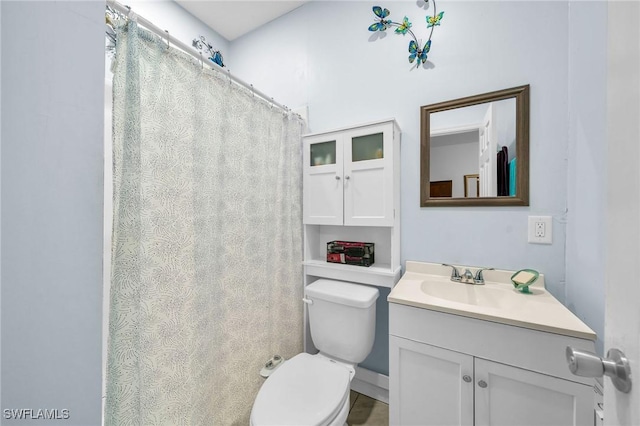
<box><xmin>420</xmin><ymin>85</ymin><xmax>529</xmax><ymax>207</ymax></box>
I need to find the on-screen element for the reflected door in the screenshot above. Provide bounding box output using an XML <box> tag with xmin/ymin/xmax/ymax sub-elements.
<box><xmin>478</xmin><ymin>104</ymin><xmax>497</xmax><ymax>197</ymax></box>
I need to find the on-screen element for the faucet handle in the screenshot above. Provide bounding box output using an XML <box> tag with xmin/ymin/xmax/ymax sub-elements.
<box><xmin>474</xmin><ymin>267</ymin><xmax>494</xmax><ymax>284</ymax></box>
<box><xmin>442</xmin><ymin>264</ymin><xmax>461</xmax><ymax>282</ymax></box>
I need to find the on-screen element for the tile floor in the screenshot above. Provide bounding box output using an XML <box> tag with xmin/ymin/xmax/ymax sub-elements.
<box><xmin>347</xmin><ymin>391</ymin><xmax>389</xmax><ymax>425</ymax></box>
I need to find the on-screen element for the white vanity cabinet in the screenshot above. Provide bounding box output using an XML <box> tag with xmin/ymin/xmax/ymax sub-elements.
<box><xmin>303</xmin><ymin>120</ymin><xmax>399</xmax><ymax>227</ymax></box>
<box><xmin>389</xmin><ymin>303</ymin><xmax>595</xmax><ymax>426</ymax></box>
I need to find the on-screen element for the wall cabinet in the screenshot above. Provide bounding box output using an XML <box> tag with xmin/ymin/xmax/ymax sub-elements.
<box><xmin>303</xmin><ymin>120</ymin><xmax>398</xmax><ymax>227</ymax></box>
<box><xmin>302</xmin><ymin>119</ymin><xmax>401</xmax><ymax>291</ymax></box>
<box><xmin>389</xmin><ymin>303</ymin><xmax>595</xmax><ymax>426</ymax></box>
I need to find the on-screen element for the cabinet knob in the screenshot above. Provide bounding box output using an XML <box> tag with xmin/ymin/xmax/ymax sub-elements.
<box><xmin>462</xmin><ymin>375</ymin><xmax>472</xmax><ymax>383</ymax></box>
<box><xmin>345</xmin><ymin>175</ymin><xmax>350</xmax><ymax>180</ymax></box>
<box><xmin>335</xmin><ymin>176</ymin><xmax>341</xmax><ymax>180</ymax></box>
<box><xmin>478</xmin><ymin>380</ymin><xmax>487</xmax><ymax>388</ymax></box>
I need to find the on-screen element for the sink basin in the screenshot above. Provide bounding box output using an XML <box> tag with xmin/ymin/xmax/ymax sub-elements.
<box><xmin>420</xmin><ymin>280</ymin><xmax>519</xmax><ymax>309</ymax></box>
<box><xmin>388</xmin><ymin>261</ymin><xmax>597</xmax><ymax>340</ymax></box>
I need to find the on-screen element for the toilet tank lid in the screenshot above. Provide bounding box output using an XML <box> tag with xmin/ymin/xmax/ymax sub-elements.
<box><xmin>305</xmin><ymin>279</ymin><xmax>379</xmax><ymax>308</ymax></box>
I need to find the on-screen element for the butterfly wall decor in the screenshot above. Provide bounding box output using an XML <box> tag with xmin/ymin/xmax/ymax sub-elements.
<box><xmin>368</xmin><ymin>0</ymin><xmax>444</xmax><ymax>69</ymax></box>
<box><xmin>192</xmin><ymin>35</ymin><xmax>225</xmax><ymax>68</ymax></box>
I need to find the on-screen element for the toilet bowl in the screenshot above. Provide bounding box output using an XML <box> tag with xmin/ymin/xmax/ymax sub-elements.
<box><xmin>250</xmin><ymin>353</ymin><xmax>352</xmax><ymax>426</ymax></box>
<box><xmin>250</xmin><ymin>279</ymin><xmax>379</xmax><ymax>426</ymax></box>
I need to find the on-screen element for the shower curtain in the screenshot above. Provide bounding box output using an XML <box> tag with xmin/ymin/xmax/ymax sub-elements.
<box><xmin>105</xmin><ymin>21</ymin><xmax>304</xmax><ymax>425</ymax></box>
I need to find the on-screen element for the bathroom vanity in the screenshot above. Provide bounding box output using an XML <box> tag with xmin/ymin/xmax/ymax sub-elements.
<box><xmin>388</xmin><ymin>262</ymin><xmax>596</xmax><ymax>426</ymax></box>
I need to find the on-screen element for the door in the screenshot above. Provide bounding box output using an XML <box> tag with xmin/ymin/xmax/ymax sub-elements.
<box><xmin>389</xmin><ymin>336</ymin><xmax>473</xmax><ymax>426</ymax></box>
<box><xmin>343</xmin><ymin>123</ymin><xmax>394</xmax><ymax>226</ymax></box>
<box><xmin>303</xmin><ymin>135</ymin><xmax>343</xmax><ymax>225</ymax></box>
<box><xmin>474</xmin><ymin>358</ymin><xmax>593</xmax><ymax>426</ymax></box>
<box><xmin>604</xmin><ymin>2</ymin><xmax>640</xmax><ymax>424</ymax></box>
<box><xmin>478</xmin><ymin>103</ymin><xmax>497</xmax><ymax>197</ymax></box>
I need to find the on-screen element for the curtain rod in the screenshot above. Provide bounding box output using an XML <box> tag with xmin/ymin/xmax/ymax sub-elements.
<box><xmin>107</xmin><ymin>0</ymin><xmax>292</xmax><ymax>114</ymax></box>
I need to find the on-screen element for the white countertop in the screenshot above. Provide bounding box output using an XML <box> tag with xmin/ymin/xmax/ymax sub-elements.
<box><xmin>388</xmin><ymin>261</ymin><xmax>596</xmax><ymax>341</ymax></box>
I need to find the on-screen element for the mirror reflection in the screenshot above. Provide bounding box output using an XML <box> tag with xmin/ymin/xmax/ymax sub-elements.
<box><xmin>429</xmin><ymin>98</ymin><xmax>516</xmax><ymax>198</ymax></box>
<box><xmin>420</xmin><ymin>85</ymin><xmax>529</xmax><ymax>207</ymax></box>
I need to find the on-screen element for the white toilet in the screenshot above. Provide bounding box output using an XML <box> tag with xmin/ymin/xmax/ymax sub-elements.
<box><xmin>251</xmin><ymin>278</ymin><xmax>379</xmax><ymax>426</ymax></box>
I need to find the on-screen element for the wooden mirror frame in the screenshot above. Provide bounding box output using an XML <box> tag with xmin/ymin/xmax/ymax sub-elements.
<box><xmin>420</xmin><ymin>85</ymin><xmax>530</xmax><ymax>207</ymax></box>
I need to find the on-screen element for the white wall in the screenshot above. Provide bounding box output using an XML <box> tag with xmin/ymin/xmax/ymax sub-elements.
<box><xmin>125</xmin><ymin>0</ymin><xmax>229</xmax><ymax>57</ymax></box>
<box><xmin>430</xmin><ymin>132</ymin><xmax>479</xmax><ymax>198</ymax></box>
<box><xmin>229</xmin><ymin>0</ymin><xmax>606</xmax><ymax>374</ymax></box>
<box><xmin>0</xmin><ymin>0</ymin><xmax>3</xmax><ymax>410</ymax></box>
<box><xmin>566</xmin><ymin>1</ymin><xmax>607</xmax><ymax>355</ymax></box>
<box><xmin>1</xmin><ymin>1</ymin><xmax>105</xmax><ymax>424</ymax></box>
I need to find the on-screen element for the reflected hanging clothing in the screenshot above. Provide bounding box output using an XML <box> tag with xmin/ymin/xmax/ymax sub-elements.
<box><xmin>509</xmin><ymin>158</ymin><xmax>517</xmax><ymax>196</ymax></box>
<box><xmin>497</xmin><ymin>146</ymin><xmax>509</xmax><ymax>196</ymax></box>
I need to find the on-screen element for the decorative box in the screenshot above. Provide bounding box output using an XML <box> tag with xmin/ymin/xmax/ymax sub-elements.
<box><xmin>326</xmin><ymin>241</ymin><xmax>375</xmax><ymax>267</ymax></box>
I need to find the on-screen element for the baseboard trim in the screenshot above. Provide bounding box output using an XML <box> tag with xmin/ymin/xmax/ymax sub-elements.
<box><xmin>350</xmin><ymin>366</ymin><xmax>389</xmax><ymax>404</ymax></box>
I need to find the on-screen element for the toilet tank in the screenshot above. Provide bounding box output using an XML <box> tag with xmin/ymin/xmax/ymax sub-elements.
<box><xmin>305</xmin><ymin>279</ymin><xmax>379</xmax><ymax>364</ymax></box>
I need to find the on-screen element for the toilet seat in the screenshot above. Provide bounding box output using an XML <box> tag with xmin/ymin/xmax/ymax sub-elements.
<box><xmin>251</xmin><ymin>353</ymin><xmax>351</xmax><ymax>426</ymax></box>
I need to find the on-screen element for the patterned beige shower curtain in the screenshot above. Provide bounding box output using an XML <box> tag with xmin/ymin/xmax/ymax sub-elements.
<box><xmin>105</xmin><ymin>21</ymin><xmax>303</xmax><ymax>425</ymax></box>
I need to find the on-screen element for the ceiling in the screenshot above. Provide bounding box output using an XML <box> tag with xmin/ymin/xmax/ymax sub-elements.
<box><xmin>176</xmin><ymin>1</ymin><xmax>308</xmax><ymax>41</ymax></box>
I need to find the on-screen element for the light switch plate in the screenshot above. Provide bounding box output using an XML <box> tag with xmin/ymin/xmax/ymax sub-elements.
<box><xmin>528</xmin><ymin>216</ymin><xmax>552</xmax><ymax>244</ymax></box>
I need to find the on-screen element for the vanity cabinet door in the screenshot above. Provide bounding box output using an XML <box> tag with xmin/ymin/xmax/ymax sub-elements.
<box><xmin>343</xmin><ymin>123</ymin><xmax>394</xmax><ymax>227</ymax></box>
<box><xmin>474</xmin><ymin>358</ymin><xmax>593</xmax><ymax>426</ymax></box>
<box><xmin>390</xmin><ymin>336</ymin><xmax>473</xmax><ymax>426</ymax></box>
<box><xmin>303</xmin><ymin>135</ymin><xmax>344</xmax><ymax>225</ymax></box>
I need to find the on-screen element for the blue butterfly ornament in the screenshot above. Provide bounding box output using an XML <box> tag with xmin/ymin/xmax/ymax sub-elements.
<box><xmin>210</xmin><ymin>51</ymin><xmax>224</xmax><ymax>67</ymax></box>
<box><xmin>427</xmin><ymin>11</ymin><xmax>444</xmax><ymax>28</ymax></box>
<box><xmin>368</xmin><ymin>6</ymin><xmax>392</xmax><ymax>32</ymax></box>
<box><xmin>408</xmin><ymin>40</ymin><xmax>431</xmax><ymax>64</ymax></box>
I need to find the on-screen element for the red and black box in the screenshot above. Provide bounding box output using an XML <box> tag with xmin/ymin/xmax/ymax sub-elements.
<box><xmin>326</xmin><ymin>241</ymin><xmax>375</xmax><ymax>267</ymax></box>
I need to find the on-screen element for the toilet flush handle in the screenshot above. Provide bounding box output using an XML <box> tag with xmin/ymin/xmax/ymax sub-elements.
<box><xmin>302</xmin><ymin>297</ymin><xmax>313</xmax><ymax>305</ymax></box>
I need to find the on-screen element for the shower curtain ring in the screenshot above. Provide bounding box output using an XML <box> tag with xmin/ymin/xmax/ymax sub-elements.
<box><xmin>227</xmin><ymin>69</ymin><xmax>232</xmax><ymax>85</ymax></box>
<box><xmin>126</xmin><ymin>6</ymin><xmax>137</xmax><ymax>22</ymax></box>
<box><xmin>250</xmin><ymin>84</ymin><xmax>255</xmax><ymax>97</ymax></box>
<box><xmin>270</xmin><ymin>98</ymin><xmax>274</xmax><ymax>109</ymax></box>
<box><xmin>164</xmin><ymin>30</ymin><xmax>170</xmax><ymax>50</ymax></box>
<box><xmin>199</xmin><ymin>52</ymin><xmax>204</xmax><ymax>70</ymax></box>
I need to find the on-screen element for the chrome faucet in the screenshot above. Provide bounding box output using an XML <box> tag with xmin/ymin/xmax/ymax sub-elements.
<box><xmin>442</xmin><ymin>264</ymin><xmax>494</xmax><ymax>285</ymax></box>
<box><xmin>473</xmin><ymin>267</ymin><xmax>494</xmax><ymax>285</ymax></box>
<box><xmin>442</xmin><ymin>264</ymin><xmax>461</xmax><ymax>282</ymax></box>
<box><xmin>462</xmin><ymin>268</ymin><xmax>474</xmax><ymax>283</ymax></box>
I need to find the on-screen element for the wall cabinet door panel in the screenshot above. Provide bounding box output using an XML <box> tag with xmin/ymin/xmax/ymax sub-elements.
<box><xmin>303</xmin><ymin>137</ymin><xmax>343</xmax><ymax>225</ymax></box>
<box><xmin>343</xmin><ymin>124</ymin><xmax>394</xmax><ymax>226</ymax></box>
